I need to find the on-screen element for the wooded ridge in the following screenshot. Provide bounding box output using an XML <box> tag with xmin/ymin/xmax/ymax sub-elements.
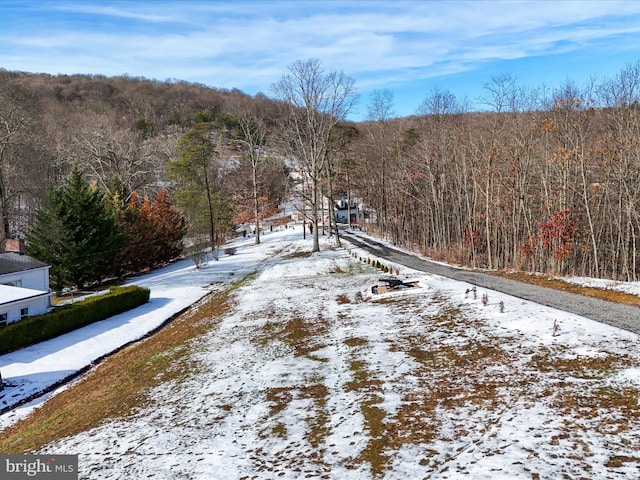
<box><xmin>3</xmin><ymin>61</ymin><xmax>640</xmax><ymax>281</ymax></box>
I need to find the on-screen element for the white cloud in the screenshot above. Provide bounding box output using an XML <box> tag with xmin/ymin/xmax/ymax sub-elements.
<box><xmin>52</xmin><ymin>3</ymin><xmax>179</xmax><ymax>23</ymax></box>
<box><xmin>2</xmin><ymin>0</ymin><xmax>640</xmax><ymax>103</ymax></box>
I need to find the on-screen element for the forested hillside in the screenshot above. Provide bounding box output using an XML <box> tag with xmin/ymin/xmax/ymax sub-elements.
<box><xmin>350</xmin><ymin>65</ymin><xmax>640</xmax><ymax>281</ymax></box>
<box><xmin>0</xmin><ymin>69</ymin><xmax>290</xmax><ymax>287</ymax></box>
<box><xmin>3</xmin><ymin>61</ymin><xmax>640</xmax><ymax>282</ymax></box>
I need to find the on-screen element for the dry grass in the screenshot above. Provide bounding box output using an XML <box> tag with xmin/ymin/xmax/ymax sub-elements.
<box><xmin>336</xmin><ymin>293</ymin><xmax>351</xmax><ymax>304</ymax></box>
<box><xmin>357</xmin><ymin>395</ymin><xmax>388</xmax><ymax>477</ymax></box>
<box><xmin>263</xmin><ymin>384</ymin><xmax>330</xmax><ymax>448</ymax></box>
<box><xmin>283</xmin><ymin>251</ymin><xmax>313</xmax><ymax>259</ymax></box>
<box><xmin>342</xmin><ymin>355</ymin><xmax>388</xmax><ymax>476</ymax></box>
<box><xmin>529</xmin><ymin>346</ymin><xmax>634</xmax><ymax>377</ymax></box>
<box><xmin>0</xmin><ymin>287</ymin><xmax>234</xmax><ymax>454</ymax></box>
<box><xmin>343</xmin><ymin>337</ymin><xmax>368</xmax><ymax>348</ymax></box>
<box><xmin>261</xmin><ymin>316</ymin><xmax>329</xmax><ymax>358</ymax></box>
<box><xmin>339</xmin><ymin>305</ymin><xmax>519</xmax><ymax>477</ymax></box>
<box><xmin>4</xmin><ymin>257</ymin><xmax>640</xmax><ymax>477</ymax></box>
<box><xmin>495</xmin><ymin>270</ymin><xmax>640</xmax><ymax>306</ymax></box>
<box><xmin>527</xmin><ymin>346</ymin><xmax>640</xmax><ymax>425</ymax></box>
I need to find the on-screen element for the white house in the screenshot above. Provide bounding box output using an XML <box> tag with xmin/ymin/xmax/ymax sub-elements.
<box><xmin>0</xmin><ymin>241</ymin><xmax>51</xmax><ymax>325</ymax></box>
<box><xmin>335</xmin><ymin>197</ymin><xmax>364</xmax><ymax>225</ymax></box>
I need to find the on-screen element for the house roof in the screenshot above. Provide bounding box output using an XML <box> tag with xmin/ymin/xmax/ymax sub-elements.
<box><xmin>0</xmin><ymin>284</ymin><xmax>49</xmax><ymax>305</ymax></box>
<box><xmin>0</xmin><ymin>252</ymin><xmax>49</xmax><ymax>275</ymax></box>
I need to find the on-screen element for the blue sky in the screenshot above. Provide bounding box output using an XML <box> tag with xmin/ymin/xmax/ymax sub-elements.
<box><xmin>2</xmin><ymin>0</ymin><xmax>640</xmax><ymax>120</ymax></box>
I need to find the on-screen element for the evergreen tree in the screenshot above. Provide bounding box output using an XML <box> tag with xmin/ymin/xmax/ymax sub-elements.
<box><xmin>25</xmin><ymin>186</ymin><xmax>69</xmax><ymax>292</ymax></box>
<box><xmin>168</xmin><ymin>111</ymin><xmax>231</xmax><ymax>256</ymax></box>
<box><xmin>112</xmin><ymin>191</ymin><xmax>153</xmax><ymax>274</ymax></box>
<box><xmin>26</xmin><ymin>166</ymin><xmax>123</xmax><ymax>289</ymax></box>
<box><xmin>106</xmin><ymin>186</ymin><xmax>186</xmax><ymax>274</ymax></box>
<box><xmin>104</xmin><ymin>177</ymin><xmax>135</xmax><ymax>277</ymax></box>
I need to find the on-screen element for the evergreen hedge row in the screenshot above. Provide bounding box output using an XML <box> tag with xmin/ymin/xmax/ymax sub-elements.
<box><xmin>0</xmin><ymin>285</ymin><xmax>150</xmax><ymax>355</ymax></box>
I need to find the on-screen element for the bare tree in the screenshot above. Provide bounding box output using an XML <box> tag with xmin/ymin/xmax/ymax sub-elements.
<box><xmin>365</xmin><ymin>89</ymin><xmax>396</xmax><ymax>238</ymax></box>
<box><xmin>0</xmin><ymin>76</ymin><xmax>42</xmax><ymax>242</ymax></box>
<box><xmin>230</xmin><ymin>110</ymin><xmax>269</xmax><ymax>244</ymax></box>
<box><xmin>478</xmin><ymin>73</ymin><xmax>520</xmax><ymax>270</ymax></box>
<box><xmin>67</xmin><ymin>112</ymin><xmax>160</xmax><ymax>195</ymax></box>
<box><xmin>598</xmin><ymin>62</ymin><xmax>640</xmax><ymax>279</ymax></box>
<box><xmin>271</xmin><ymin>59</ymin><xmax>357</xmax><ymax>252</ymax></box>
<box><xmin>327</xmin><ymin>122</ymin><xmax>359</xmax><ymax>244</ymax></box>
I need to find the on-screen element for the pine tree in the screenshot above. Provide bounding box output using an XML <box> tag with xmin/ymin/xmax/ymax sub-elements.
<box><xmin>26</xmin><ymin>187</ymin><xmax>69</xmax><ymax>292</ymax></box>
<box><xmin>104</xmin><ymin>177</ymin><xmax>136</xmax><ymax>277</ymax></box>
<box><xmin>168</xmin><ymin>112</ymin><xmax>231</xmax><ymax>256</ymax></box>
<box><xmin>26</xmin><ymin>166</ymin><xmax>123</xmax><ymax>289</ymax></box>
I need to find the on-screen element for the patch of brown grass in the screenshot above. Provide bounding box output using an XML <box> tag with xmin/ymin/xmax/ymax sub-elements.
<box><xmin>495</xmin><ymin>271</ymin><xmax>640</xmax><ymax>306</ymax></box>
<box><xmin>336</xmin><ymin>293</ymin><xmax>351</xmax><ymax>304</ymax></box>
<box><xmin>265</xmin><ymin>387</ymin><xmax>294</xmax><ymax>416</ymax></box>
<box><xmin>387</xmin><ymin>391</ymin><xmax>438</xmax><ymax>447</ymax></box>
<box><xmin>264</xmin><ymin>383</ymin><xmax>331</xmax><ymax>445</ymax></box>
<box><xmin>284</xmin><ymin>251</ymin><xmax>313</xmax><ymax>259</ymax></box>
<box><xmin>344</xmin><ymin>337</ymin><xmax>368</xmax><ymax>348</ymax></box>
<box><xmin>402</xmin><ymin>338</ymin><xmax>512</xmax><ymax>410</ymax></box>
<box><xmin>344</xmin><ymin>359</ymin><xmax>383</xmax><ymax>394</ymax></box>
<box><xmin>300</xmin><ymin>384</ymin><xmax>330</xmax><ymax>448</ymax></box>
<box><xmin>339</xmin><ymin>351</ymin><xmax>392</xmax><ymax>476</ymax></box>
<box><xmin>0</xmin><ymin>288</ymin><xmax>234</xmax><ymax>454</ymax></box>
<box><xmin>262</xmin><ymin>316</ymin><xmax>329</xmax><ymax>357</ymax></box>
<box><xmin>550</xmin><ymin>385</ymin><xmax>640</xmax><ymax>416</ymax></box>
<box><xmin>605</xmin><ymin>455</ymin><xmax>640</xmax><ymax>468</ymax></box>
<box><xmin>525</xmin><ymin>346</ymin><xmax>640</xmax><ymax>444</ymax></box>
<box><xmin>357</xmin><ymin>395</ymin><xmax>389</xmax><ymax>477</ymax></box>
<box><xmin>530</xmin><ymin>348</ymin><xmax>634</xmax><ymax>379</ymax></box>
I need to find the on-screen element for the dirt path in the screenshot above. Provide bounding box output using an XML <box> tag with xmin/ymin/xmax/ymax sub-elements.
<box><xmin>341</xmin><ymin>230</ymin><xmax>640</xmax><ymax>335</ymax></box>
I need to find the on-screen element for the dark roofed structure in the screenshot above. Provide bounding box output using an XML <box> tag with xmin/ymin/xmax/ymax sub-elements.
<box><xmin>0</xmin><ymin>252</ymin><xmax>49</xmax><ymax>275</ymax></box>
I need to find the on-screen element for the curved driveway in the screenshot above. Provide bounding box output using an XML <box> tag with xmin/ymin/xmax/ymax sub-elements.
<box><xmin>341</xmin><ymin>230</ymin><xmax>640</xmax><ymax>335</ymax></box>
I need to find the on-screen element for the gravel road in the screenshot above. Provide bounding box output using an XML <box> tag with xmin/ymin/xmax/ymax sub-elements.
<box><xmin>341</xmin><ymin>230</ymin><xmax>640</xmax><ymax>335</ymax></box>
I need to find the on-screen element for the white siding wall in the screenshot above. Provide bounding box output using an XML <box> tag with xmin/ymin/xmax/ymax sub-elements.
<box><xmin>0</xmin><ymin>267</ymin><xmax>49</xmax><ymax>291</ymax></box>
<box><xmin>1</xmin><ymin>294</ymin><xmax>50</xmax><ymax>324</ymax></box>
<box><xmin>0</xmin><ymin>266</ymin><xmax>51</xmax><ymax>324</ymax></box>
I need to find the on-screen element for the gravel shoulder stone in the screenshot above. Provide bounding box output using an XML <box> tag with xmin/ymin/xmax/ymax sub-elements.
<box><xmin>341</xmin><ymin>230</ymin><xmax>640</xmax><ymax>335</ymax></box>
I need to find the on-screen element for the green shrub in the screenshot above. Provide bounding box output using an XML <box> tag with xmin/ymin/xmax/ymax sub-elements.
<box><xmin>0</xmin><ymin>285</ymin><xmax>150</xmax><ymax>355</ymax></box>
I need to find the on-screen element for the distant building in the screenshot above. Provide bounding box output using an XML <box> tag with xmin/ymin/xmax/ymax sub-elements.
<box><xmin>335</xmin><ymin>198</ymin><xmax>362</xmax><ymax>225</ymax></box>
<box><xmin>0</xmin><ymin>239</ymin><xmax>51</xmax><ymax>325</ymax></box>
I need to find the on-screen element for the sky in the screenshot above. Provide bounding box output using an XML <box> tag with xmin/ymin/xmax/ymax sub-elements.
<box><xmin>2</xmin><ymin>0</ymin><xmax>640</xmax><ymax>120</ymax></box>
<box><xmin>3</xmin><ymin>226</ymin><xmax>640</xmax><ymax>478</ymax></box>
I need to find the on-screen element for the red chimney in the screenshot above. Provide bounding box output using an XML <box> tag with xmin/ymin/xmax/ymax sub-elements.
<box><xmin>5</xmin><ymin>238</ymin><xmax>25</xmax><ymax>254</ymax></box>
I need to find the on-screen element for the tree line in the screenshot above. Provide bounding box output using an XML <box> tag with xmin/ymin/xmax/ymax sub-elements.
<box><xmin>0</xmin><ymin>69</ymin><xmax>289</xmax><ymax>289</ymax></box>
<box><xmin>26</xmin><ymin>166</ymin><xmax>186</xmax><ymax>291</ymax></box>
<box><xmin>347</xmin><ymin>63</ymin><xmax>640</xmax><ymax>280</ymax></box>
<box><xmin>3</xmin><ymin>60</ymin><xmax>640</xmax><ymax>283</ymax></box>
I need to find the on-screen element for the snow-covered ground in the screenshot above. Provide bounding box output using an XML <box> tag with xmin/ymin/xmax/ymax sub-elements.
<box><xmin>0</xmin><ymin>232</ymin><xmax>275</xmax><ymax>422</ymax></box>
<box><xmin>2</xmin><ymin>226</ymin><xmax>640</xmax><ymax>479</ymax></box>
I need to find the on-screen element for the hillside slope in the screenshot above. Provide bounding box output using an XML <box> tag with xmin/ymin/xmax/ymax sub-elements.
<box><xmin>1</xmin><ymin>227</ymin><xmax>638</xmax><ymax>479</ymax></box>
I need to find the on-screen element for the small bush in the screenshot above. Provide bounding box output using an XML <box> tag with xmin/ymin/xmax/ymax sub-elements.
<box><xmin>189</xmin><ymin>250</ymin><xmax>208</xmax><ymax>268</ymax></box>
<box><xmin>0</xmin><ymin>286</ymin><xmax>150</xmax><ymax>355</ymax></box>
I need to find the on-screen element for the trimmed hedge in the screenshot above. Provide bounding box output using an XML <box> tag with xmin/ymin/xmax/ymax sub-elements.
<box><xmin>0</xmin><ymin>285</ymin><xmax>150</xmax><ymax>355</ymax></box>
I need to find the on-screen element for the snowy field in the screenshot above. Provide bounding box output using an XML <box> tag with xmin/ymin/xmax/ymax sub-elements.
<box><xmin>3</xmin><ymin>226</ymin><xmax>640</xmax><ymax>479</ymax></box>
<box><xmin>0</xmin><ymin>232</ymin><xmax>273</xmax><ymax>422</ymax></box>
